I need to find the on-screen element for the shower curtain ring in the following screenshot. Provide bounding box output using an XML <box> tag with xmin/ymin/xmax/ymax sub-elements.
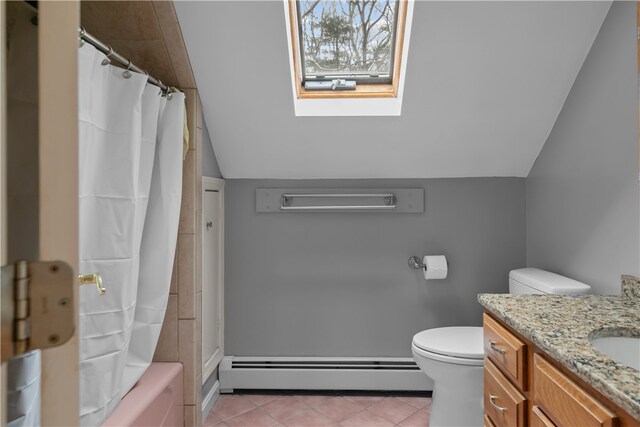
<box><xmin>122</xmin><ymin>59</ymin><xmax>133</xmax><ymax>79</ymax></box>
<box><xmin>101</xmin><ymin>45</ymin><xmax>113</xmax><ymax>66</ymax></box>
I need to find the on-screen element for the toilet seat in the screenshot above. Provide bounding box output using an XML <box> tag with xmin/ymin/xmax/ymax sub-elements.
<box><xmin>412</xmin><ymin>326</ymin><xmax>484</xmax><ymax>366</ymax></box>
<box><xmin>412</xmin><ymin>343</ymin><xmax>484</xmax><ymax>366</ymax></box>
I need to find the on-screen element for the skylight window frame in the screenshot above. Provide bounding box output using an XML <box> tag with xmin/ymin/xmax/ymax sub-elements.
<box><xmin>296</xmin><ymin>0</ymin><xmax>399</xmax><ymax>86</ymax></box>
<box><xmin>287</xmin><ymin>0</ymin><xmax>409</xmax><ymax>99</ymax></box>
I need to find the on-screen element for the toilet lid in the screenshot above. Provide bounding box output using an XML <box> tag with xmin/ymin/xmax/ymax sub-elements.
<box><xmin>412</xmin><ymin>327</ymin><xmax>484</xmax><ymax>359</ymax></box>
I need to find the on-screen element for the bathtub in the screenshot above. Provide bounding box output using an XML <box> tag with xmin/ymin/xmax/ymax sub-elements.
<box><xmin>103</xmin><ymin>363</ymin><xmax>183</xmax><ymax>427</ymax></box>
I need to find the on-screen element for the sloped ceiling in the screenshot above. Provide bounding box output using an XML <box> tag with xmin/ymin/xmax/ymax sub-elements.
<box><xmin>175</xmin><ymin>1</ymin><xmax>611</xmax><ymax>179</ymax></box>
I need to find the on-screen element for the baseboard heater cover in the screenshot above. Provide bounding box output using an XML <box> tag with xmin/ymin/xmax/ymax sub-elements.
<box><xmin>219</xmin><ymin>356</ymin><xmax>433</xmax><ymax>393</ymax></box>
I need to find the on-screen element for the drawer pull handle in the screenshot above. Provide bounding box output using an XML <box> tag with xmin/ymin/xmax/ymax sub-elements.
<box><xmin>489</xmin><ymin>340</ymin><xmax>506</xmax><ymax>355</ymax></box>
<box><xmin>489</xmin><ymin>394</ymin><xmax>507</xmax><ymax>415</ymax></box>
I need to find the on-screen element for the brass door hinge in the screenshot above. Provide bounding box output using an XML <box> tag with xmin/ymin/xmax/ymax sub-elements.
<box><xmin>1</xmin><ymin>260</ymin><xmax>75</xmax><ymax>363</ymax></box>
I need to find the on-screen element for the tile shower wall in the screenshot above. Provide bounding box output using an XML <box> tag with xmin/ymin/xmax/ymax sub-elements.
<box><xmin>81</xmin><ymin>1</ymin><xmax>196</xmax><ymax>89</ymax></box>
<box><xmin>154</xmin><ymin>89</ymin><xmax>205</xmax><ymax>427</ymax></box>
<box><xmin>224</xmin><ymin>178</ymin><xmax>526</xmax><ymax>357</ymax></box>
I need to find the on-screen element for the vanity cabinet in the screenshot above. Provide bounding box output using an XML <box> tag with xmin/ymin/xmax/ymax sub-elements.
<box><xmin>482</xmin><ymin>313</ymin><xmax>639</xmax><ymax>427</ymax></box>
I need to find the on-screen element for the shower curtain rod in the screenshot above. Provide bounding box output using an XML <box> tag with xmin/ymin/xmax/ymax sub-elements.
<box><xmin>79</xmin><ymin>27</ymin><xmax>172</xmax><ymax>94</ymax></box>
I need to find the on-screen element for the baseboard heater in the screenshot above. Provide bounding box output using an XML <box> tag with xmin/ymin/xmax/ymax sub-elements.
<box><xmin>219</xmin><ymin>356</ymin><xmax>433</xmax><ymax>393</ymax></box>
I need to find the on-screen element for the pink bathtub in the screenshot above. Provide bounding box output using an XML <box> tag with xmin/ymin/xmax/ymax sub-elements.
<box><xmin>103</xmin><ymin>363</ymin><xmax>183</xmax><ymax>427</ymax></box>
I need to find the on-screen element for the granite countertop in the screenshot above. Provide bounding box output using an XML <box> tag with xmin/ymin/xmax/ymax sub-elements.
<box><xmin>478</xmin><ymin>294</ymin><xmax>640</xmax><ymax>421</ymax></box>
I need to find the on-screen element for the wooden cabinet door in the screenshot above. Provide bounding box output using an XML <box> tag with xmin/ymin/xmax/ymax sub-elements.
<box><xmin>534</xmin><ymin>354</ymin><xmax>617</xmax><ymax>427</ymax></box>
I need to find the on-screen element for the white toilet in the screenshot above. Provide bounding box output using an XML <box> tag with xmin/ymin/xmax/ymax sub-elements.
<box><xmin>411</xmin><ymin>268</ymin><xmax>590</xmax><ymax>427</ymax></box>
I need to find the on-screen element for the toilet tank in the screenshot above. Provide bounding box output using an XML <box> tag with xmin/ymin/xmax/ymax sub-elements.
<box><xmin>509</xmin><ymin>268</ymin><xmax>591</xmax><ymax>295</ymax></box>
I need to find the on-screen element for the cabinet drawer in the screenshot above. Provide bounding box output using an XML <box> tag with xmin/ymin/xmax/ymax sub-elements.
<box><xmin>483</xmin><ymin>313</ymin><xmax>527</xmax><ymax>389</ymax></box>
<box><xmin>534</xmin><ymin>354</ymin><xmax>617</xmax><ymax>427</ymax></box>
<box><xmin>484</xmin><ymin>358</ymin><xmax>526</xmax><ymax>427</ymax></box>
<box><xmin>484</xmin><ymin>414</ymin><xmax>497</xmax><ymax>427</ymax></box>
<box><xmin>531</xmin><ymin>406</ymin><xmax>557</xmax><ymax>427</ymax></box>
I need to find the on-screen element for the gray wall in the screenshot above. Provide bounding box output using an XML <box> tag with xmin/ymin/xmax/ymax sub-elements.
<box><xmin>225</xmin><ymin>178</ymin><xmax>525</xmax><ymax>357</ymax></box>
<box><xmin>526</xmin><ymin>2</ymin><xmax>639</xmax><ymax>295</ymax></box>
<box><xmin>202</xmin><ymin>123</ymin><xmax>222</xmax><ymax>178</ymax></box>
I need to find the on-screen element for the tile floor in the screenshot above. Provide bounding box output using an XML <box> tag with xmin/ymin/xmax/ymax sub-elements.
<box><xmin>204</xmin><ymin>392</ymin><xmax>432</xmax><ymax>427</ymax></box>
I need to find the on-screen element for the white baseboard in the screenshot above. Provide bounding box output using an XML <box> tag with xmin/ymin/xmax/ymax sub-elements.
<box><xmin>219</xmin><ymin>356</ymin><xmax>433</xmax><ymax>394</ymax></box>
<box><xmin>201</xmin><ymin>379</ymin><xmax>220</xmax><ymax>422</ymax></box>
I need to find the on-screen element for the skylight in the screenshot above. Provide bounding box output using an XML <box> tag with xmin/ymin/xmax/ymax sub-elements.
<box><xmin>284</xmin><ymin>0</ymin><xmax>413</xmax><ymax>115</ymax></box>
<box><xmin>297</xmin><ymin>0</ymin><xmax>399</xmax><ymax>85</ymax></box>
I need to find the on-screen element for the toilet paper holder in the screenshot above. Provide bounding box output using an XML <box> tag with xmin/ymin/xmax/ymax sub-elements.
<box><xmin>408</xmin><ymin>256</ymin><xmax>427</xmax><ymax>270</ymax></box>
<box><xmin>408</xmin><ymin>256</ymin><xmax>450</xmax><ymax>270</ymax></box>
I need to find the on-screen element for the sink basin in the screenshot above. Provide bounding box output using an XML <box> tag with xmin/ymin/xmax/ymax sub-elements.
<box><xmin>589</xmin><ymin>336</ymin><xmax>640</xmax><ymax>371</ymax></box>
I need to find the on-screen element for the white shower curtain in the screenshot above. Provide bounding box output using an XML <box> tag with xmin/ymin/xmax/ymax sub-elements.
<box><xmin>123</xmin><ymin>83</ymin><xmax>185</xmax><ymax>393</ymax></box>
<box><xmin>78</xmin><ymin>43</ymin><xmax>184</xmax><ymax>426</ymax></box>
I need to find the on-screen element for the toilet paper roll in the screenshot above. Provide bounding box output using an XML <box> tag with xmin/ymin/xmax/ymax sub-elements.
<box><xmin>423</xmin><ymin>255</ymin><xmax>448</xmax><ymax>280</ymax></box>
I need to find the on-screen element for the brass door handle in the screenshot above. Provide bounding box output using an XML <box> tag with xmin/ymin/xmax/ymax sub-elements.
<box><xmin>79</xmin><ymin>273</ymin><xmax>106</xmax><ymax>295</ymax></box>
